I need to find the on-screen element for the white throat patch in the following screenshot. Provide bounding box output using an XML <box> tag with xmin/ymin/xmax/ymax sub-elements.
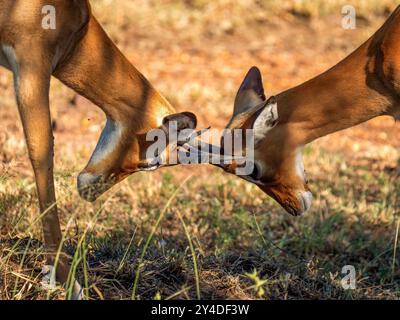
<box><xmin>89</xmin><ymin>119</ymin><xmax>123</xmax><ymax>166</ymax></box>
<box><xmin>295</xmin><ymin>148</ymin><xmax>306</xmax><ymax>181</ymax></box>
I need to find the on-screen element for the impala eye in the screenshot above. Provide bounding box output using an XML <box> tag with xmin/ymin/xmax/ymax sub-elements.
<box><xmin>249</xmin><ymin>162</ymin><xmax>262</xmax><ymax>180</ymax></box>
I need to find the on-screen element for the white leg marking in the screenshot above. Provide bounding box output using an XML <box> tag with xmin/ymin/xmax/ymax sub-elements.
<box><xmin>71</xmin><ymin>280</ymin><xmax>84</xmax><ymax>300</ymax></box>
<box><xmin>41</xmin><ymin>265</ymin><xmax>84</xmax><ymax>300</ymax></box>
<box><xmin>41</xmin><ymin>265</ymin><xmax>57</xmax><ymax>290</ymax></box>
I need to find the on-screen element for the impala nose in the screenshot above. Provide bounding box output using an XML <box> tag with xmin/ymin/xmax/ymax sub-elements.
<box><xmin>77</xmin><ymin>172</ymin><xmax>104</xmax><ymax>202</ymax></box>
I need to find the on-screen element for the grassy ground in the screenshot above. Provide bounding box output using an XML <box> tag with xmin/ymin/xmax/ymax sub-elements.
<box><xmin>1</xmin><ymin>0</ymin><xmax>400</xmax><ymax>299</ymax></box>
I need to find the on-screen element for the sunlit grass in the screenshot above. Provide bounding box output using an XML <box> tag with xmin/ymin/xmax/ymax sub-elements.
<box><xmin>1</xmin><ymin>145</ymin><xmax>399</xmax><ymax>299</ymax></box>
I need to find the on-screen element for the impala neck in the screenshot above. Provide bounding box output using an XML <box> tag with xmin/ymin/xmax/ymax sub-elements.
<box><xmin>276</xmin><ymin>35</ymin><xmax>398</xmax><ymax>148</ymax></box>
<box><xmin>54</xmin><ymin>14</ymin><xmax>173</xmax><ymax>129</ymax></box>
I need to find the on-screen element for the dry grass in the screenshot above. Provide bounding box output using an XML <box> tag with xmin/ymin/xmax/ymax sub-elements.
<box><xmin>1</xmin><ymin>0</ymin><xmax>400</xmax><ymax>300</ymax></box>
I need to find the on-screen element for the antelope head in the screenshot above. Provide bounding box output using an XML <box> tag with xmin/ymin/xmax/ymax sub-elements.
<box><xmin>77</xmin><ymin>102</ymin><xmax>197</xmax><ymax>201</ymax></box>
<box><xmin>182</xmin><ymin>67</ymin><xmax>312</xmax><ymax>216</ymax></box>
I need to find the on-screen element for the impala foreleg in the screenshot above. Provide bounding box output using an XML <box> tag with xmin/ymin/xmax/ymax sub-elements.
<box><xmin>13</xmin><ymin>61</ymin><xmax>71</xmax><ymax>287</ymax></box>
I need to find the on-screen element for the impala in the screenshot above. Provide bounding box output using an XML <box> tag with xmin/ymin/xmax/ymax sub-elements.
<box><xmin>184</xmin><ymin>6</ymin><xmax>400</xmax><ymax>217</ymax></box>
<box><xmin>0</xmin><ymin>0</ymin><xmax>197</xmax><ymax>298</ymax></box>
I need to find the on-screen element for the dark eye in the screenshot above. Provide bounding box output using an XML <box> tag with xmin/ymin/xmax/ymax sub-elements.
<box><xmin>249</xmin><ymin>163</ymin><xmax>262</xmax><ymax>180</ymax></box>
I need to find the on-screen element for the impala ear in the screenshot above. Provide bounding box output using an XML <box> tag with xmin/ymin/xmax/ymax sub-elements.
<box><xmin>162</xmin><ymin>112</ymin><xmax>197</xmax><ymax>136</ymax></box>
<box><xmin>234</xmin><ymin>66</ymin><xmax>266</xmax><ymax>117</ymax></box>
<box><xmin>252</xmin><ymin>96</ymin><xmax>278</xmax><ymax>144</ymax></box>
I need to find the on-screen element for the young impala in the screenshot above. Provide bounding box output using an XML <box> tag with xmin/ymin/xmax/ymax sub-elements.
<box><xmin>184</xmin><ymin>6</ymin><xmax>400</xmax><ymax>217</ymax></box>
<box><xmin>0</xmin><ymin>0</ymin><xmax>197</xmax><ymax>298</ymax></box>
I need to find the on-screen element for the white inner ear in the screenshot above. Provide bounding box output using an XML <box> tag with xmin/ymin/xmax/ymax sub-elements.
<box><xmin>234</xmin><ymin>89</ymin><xmax>264</xmax><ymax>116</ymax></box>
<box><xmin>253</xmin><ymin>100</ymin><xmax>278</xmax><ymax>145</ymax></box>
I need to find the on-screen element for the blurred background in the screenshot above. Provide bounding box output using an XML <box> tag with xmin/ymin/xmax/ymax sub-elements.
<box><xmin>1</xmin><ymin>0</ymin><xmax>399</xmax><ymax>300</ymax></box>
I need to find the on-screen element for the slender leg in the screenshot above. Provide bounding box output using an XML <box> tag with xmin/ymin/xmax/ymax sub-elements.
<box><xmin>12</xmin><ymin>61</ymin><xmax>71</xmax><ymax>289</ymax></box>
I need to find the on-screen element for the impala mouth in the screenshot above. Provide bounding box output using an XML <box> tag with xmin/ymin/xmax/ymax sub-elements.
<box><xmin>178</xmin><ymin>140</ymin><xmax>247</xmax><ymax>169</ymax></box>
<box><xmin>280</xmin><ymin>191</ymin><xmax>313</xmax><ymax>217</ymax></box>
<box><xmin>299</xmin><ymin>191</ymin><xmax>313</xmax><ymax>214</ymax></box>
<box><xmin>77</xmin><ymin>172</ymin><xmax>114</xmax><ymax>202</ymax></box>
<box><xmin>137</xmin><ymin>162</ymin><xmax>161</xmax><ymax>171</ymax></box>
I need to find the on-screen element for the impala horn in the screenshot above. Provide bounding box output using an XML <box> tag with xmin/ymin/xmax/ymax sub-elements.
<box><xmin>177</xmin><ymin>127</ymin><xmax>247</xmax><ymax>168</ymax></box>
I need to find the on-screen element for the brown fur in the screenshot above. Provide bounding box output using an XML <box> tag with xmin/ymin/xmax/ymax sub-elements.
<box><xmin>225</xmin><ymin>6</ymin><xmax>400</xmax><ymax>215</ymax></box>
<box><xmin>0</xmin><ymin>0</ymin><xmax>178</xmax><ymax>289</ymax></box>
